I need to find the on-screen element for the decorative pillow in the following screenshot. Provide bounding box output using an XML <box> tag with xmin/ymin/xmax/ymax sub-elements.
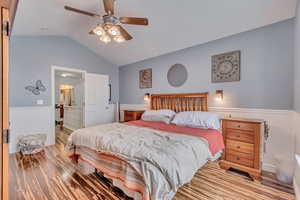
<box><xmin>171</xmin><ymin>111</ymin><xmax>220</xmax><ymax>130</ymax></box>
<box><xmin>141</xmin><ymin>109</ymin><xmax>176</xmax><ymax>124</ymax></box>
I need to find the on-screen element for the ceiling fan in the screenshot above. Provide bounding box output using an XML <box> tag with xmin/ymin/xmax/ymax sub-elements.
<box><xmin>64</xmin><ymin>0</ymin><xmax>149</xmax><ymax>44</ymax></box>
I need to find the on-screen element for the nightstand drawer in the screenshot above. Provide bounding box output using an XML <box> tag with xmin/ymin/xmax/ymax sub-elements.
<box><xmin>226</xmin><ymin>149</ymin><xmax>254</xmax><ymax>160</ymax></box>
<box><xmin>226</xmin><ymin>121</ymin><xmax>255</xmax><ymax>131</ymax></box>
<box><xmin>227</xmin><ymin>153</ymin><xmax>254</xmax><ymax>168</ymax></box>
<box><xmin>226</xmin><ymin>139</ymin><xmax>254</xmax><ymax>154</ymax></box>
<box><xmin>124</xmin><ymin>110</ymin><xmax>145</xmax><ymax>122</ymax></box>
<box><xmin>226</xmin><ymin>129</ymin><xmax>254</xmax><ymax>143</ymax></box>
<box><xmin>125</xmin><ymin>112</ymin><xmax>134</xmax><ymax>118</ymax></box>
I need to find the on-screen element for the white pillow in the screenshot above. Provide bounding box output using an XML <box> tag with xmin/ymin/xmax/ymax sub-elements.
<box><xmin>141</xmin><ymin>109</ymin><xmax>176</xmax><ymax>124</ymax></box>
<box><xmin>171</xmin><ymin>111</ymin><xmax>220</xmax><ymax>130</ymax></box>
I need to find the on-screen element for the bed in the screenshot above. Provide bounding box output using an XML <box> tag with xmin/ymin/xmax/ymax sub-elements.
<box><xmin>67</xmin><ymin>93</ymin><xmax>225</xmax><ymax>200</ymax></box>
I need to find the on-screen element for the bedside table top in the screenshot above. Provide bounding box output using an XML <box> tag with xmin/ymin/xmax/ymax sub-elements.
<box><xmin>221</xmin><ymin>117</ymin><xmax>264</xmax><ymax>124</ymax></box>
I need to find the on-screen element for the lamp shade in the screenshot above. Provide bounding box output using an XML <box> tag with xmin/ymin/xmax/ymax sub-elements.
<box><xmin>144</xmin><ymin>93</ymin><xmax>150</xmax><ymax>101</ymax></box>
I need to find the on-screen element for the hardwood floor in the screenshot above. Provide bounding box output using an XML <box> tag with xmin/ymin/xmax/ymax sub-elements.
<box><xmin>55</xmin><ymin>126</ymin><xmax>72</xmax><ymax>145</ymax></box>
<box><xmin>9</xmin><ymin>144</ymin><xmax>295</xmax><ymax>200</ymax></box>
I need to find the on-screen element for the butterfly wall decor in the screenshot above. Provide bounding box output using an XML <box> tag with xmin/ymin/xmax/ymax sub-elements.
<box><xmin>25</xmin><ymin>80</ymin><xmax>46</xmax><ymax>95</ymax></box>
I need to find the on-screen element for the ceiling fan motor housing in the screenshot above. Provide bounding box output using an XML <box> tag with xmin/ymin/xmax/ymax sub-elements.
<box><xmin>64</xmin><ymin>0</ymin><xmax>148</xmax><ymax>42</ymax></box>
<box><xmin>103</xmin><ymin>15</ymin><xmax>119</xmax><ymax>25</ymax></box>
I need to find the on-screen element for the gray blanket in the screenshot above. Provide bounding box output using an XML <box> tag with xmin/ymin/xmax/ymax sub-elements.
<box><xmin>67</xmin><ymin>123</ymin><xmax>212</xmax><ymax>200</ymax></box>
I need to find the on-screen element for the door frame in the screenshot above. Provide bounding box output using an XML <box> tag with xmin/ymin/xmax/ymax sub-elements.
<box><xmin>1</xmin><ymin>7</ymin><xmax>9</xmax><ymax>200</ymax></box>
<box><xmin>0</xmin><ymin>1</ymin><xmax>18</xmax><ymax>199</ymax></box>
<box><xmin>51</xmin><ymin>65</ymin><xmax>86</xmax><ymax>138</ymax></box>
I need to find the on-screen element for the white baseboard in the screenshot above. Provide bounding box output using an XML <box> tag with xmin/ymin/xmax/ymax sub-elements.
<box><xmin>294</xmin><ymin>155</ymin><xmax>300</xmax><ymax>200</ymax></box>
<box><xmin>295</xmin><ymin>177</ymin><xmax>300</xmax><ymax>200</ymax></box>
<box><xmin>63</xmin><ymin>125</ymin><xmax>76</xmax><ymax>131</ymax></box>
<box><xmin>262</xmin><ymin>163</ymin><xmax>276</xmax><ymax>173</ymax></box>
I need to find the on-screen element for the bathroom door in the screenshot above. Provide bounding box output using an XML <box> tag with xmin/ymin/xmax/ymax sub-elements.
<box><xmin>84</xmin><ymin>73</ymin><xmax>111</xmax><ymax>127</ymax></box>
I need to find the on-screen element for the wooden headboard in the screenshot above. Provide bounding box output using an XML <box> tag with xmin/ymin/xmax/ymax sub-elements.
<box><xmin>150</xmin><ymin>93</ymin><xmax>208</xmax><ymax>112</ymax></box>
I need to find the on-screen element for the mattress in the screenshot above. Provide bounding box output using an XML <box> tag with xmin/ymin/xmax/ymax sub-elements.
<box><xmin>76</xmin><ymin>146</ymin><xmax>149</xmax><ymax>200</ymax></box>
<box><xmin>68</xmin><ymin>120</ymin><xmax>224</xmax><ymax>200</ymax></box>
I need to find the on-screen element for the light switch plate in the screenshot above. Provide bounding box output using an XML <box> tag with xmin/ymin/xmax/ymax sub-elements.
<box><xmin>37</xmin><ymin>99</ymin><xmax>44</xmax><ymax>105</ymax></box>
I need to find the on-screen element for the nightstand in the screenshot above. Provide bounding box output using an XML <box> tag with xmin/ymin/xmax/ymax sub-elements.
<box><xmin>219</xmin><ymin>118</ymin><xmax>264</xmax><ymax>180</ymax></box>
<box><xmin>124</xmin><ymin>110</ymin><xmax>145</xmax><ymax>122</ymax></box>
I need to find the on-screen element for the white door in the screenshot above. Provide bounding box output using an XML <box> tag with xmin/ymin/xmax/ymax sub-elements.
<box><xmin>84</xmin><ymin>73</ymin><xmax>111</xmax><ymax>127</ymax></box>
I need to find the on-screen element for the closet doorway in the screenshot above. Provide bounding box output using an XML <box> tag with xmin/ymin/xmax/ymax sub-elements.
<box><xmin>53</xmin><ymin>68</ymin><xmax>85</xmax><ymax>145</ymax></box>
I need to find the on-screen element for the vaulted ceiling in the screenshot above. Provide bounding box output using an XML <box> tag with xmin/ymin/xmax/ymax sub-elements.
<box><xmin>13</xmin><ymin>0</ymin><xmax>297</xmax><ymax>66</ymax></box>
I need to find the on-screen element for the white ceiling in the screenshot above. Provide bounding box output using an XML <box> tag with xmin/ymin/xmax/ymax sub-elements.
<box><xmin>13</xmin><ymin>0</ymin><xmax>297</xmax><ymax>66</ymax></box>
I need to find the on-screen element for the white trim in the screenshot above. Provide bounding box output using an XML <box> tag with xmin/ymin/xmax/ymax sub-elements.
<box><xmin>119</xmin><ymin>104</ymin><xmax>294</xmax><ymax>115</ymax></box>
<box><xmin>63</xmin><ymin>125</ymin><xmax>75</xmax><ymax>131</ymax></box>
<box><xmin>208</xmin><ymin>107</ymin><xmax>294</xmax><ymax>115</ymax></box>
<box><xmin>295</xmin><ymin>154</ymin><xmax>300</xmax><ymax>200</ymax></box>
<box><xmin>51</xmin><ymin>65</ymin><xmax>86</xmax><ymax>143</ymax></box>
<box><xmin>120</xmin><ymin>104</ymin><xmax>148</xmax><ymax>110</ymax></box>
<box><xmin>262</xmin><ymin>163</ymin><xmax>276</xmax><ymax>173</ymax></box>
<box><xmin>296</xmin><ymin>154</ymin><xmax>300</xmax><ymax>166</ymax></box>
<box><xmin>294</xmin><ymin>177</ymin><xmax>300</xmax><ymax>200</ymax></box>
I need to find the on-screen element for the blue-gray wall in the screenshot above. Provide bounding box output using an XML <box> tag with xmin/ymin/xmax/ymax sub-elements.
<box><xmin>294</xmin><ymin>1</ymin><xmax>300</xmax><ymax>112</ymax></box>
<box><xmin>10</xmin><ymin>36</ymin><xmax>119</xmax><ymax>107</ymax></box>
<box><xmin>119</xmin><ymin>19</ymin><xmax>294</xmax><ymax>110</ymax></box>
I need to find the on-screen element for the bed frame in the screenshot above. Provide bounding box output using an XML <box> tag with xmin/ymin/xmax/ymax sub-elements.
<box><xmin>71</xmin><ymin>92</ymin><xmax>209</xmax><ymax>162</ymax></box>
<box><xmin>150</xmin><ymin>92</ymin><xmax>209</xmax><ymax>112</ymax></box>
<box><xmin>70</xmin><ymin>92</ymin><xmax>210</xmax><ymax>199</ymax></box>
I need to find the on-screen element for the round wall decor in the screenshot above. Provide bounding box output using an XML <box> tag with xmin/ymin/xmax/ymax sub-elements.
<box><xmin>167</xmin><ymin>64</ymin><xmax>188</xmax><ymax>87</ymax></box>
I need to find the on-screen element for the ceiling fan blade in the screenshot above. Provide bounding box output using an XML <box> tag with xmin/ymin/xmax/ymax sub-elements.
<box><xmin>103</xmin><ymin>0</ymin><xmax>115</xmax><ymax>15</ymax></box>
<box><xmin>89</xmin><ymin>30</ymin><xmax>95</xmax><ymax>35</ymax></box>
<box><xmin>117</xmin><ymin>25</ymin><xmax>133</xmax><ymax>40</ymax></box>
<box><xmin>64</xmin><ymin>6</ymin><xmax>100</xmax><ymax>17</ymax></box>
<box><xmin>119</xmin><ymin>17</ymin><xmax>149</xmax><ymax>26</ymax></box>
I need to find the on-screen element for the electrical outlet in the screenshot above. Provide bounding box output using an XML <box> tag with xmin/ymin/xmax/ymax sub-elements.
<box><xmin>37</xmin><ymin>99</ymin><xmax>44</xmax><ymax>105</ymax></box>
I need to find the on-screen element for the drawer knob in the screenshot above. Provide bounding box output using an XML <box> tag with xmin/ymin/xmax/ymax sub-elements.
<box><xmin>237</xmin><ymin>125</ymin><xmax>241</xmax><ymax>128</ymax></box>
<box><xmin>237</xmin><ymin>135</ymin><xmax>240</xmax><ymax>138</ymax></box>
<box><xmin>236</xmin><ymin>157</ymin><xmax>240</xmax><ymax>160</ymax></box>
<box><xmin>237</xmin><ymin>146</ymin><xmax>240</xmax><ymax>149</ymax></box>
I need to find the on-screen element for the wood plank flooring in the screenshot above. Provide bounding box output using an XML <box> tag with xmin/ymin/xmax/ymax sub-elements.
<box><xmin>9</xmin><ymin>144</ymin><xmax>295</xmax><ymax>200</ymax></box>
<box><xmin>55</xmin><ymin>126</ymin><xmax>72</xmax><ymax>145</ymax></box>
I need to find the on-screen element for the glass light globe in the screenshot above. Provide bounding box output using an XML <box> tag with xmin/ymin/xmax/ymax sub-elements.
<box><xmin>108</xmin><ymin>26</ymin><xmax>119</xmax><ymax>36</ymax></box>
<box><xmin>93</xmin><ymin>26</ymin><xmax>104</xmax><ymax>36</ymax></box>
<box><xmin>114</xmin><ymin>36</ymin><xmax>125</xmax><ymax>43</ymax></box>
<box><xmin>100</xmin><ymin>35</ymin><xmax>111</xmax><ymax>43</ymax></box>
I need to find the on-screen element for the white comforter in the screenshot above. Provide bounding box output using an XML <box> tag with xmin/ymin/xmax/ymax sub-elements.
<box><xmin>67</xmin><ymin>123</ymin><xmax>212</xmax><ymax>200</ymax></box>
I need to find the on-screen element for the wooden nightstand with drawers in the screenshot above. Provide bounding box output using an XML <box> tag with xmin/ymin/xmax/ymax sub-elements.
<box><xmin>124</xmin><ymin>110</ymin><xmax>145</xmax><ymax>122</ymax></box>
<box><xmin>219</xmin><ymin>118</ymin><xmax>264</xmax><ymax>180</ymax></box>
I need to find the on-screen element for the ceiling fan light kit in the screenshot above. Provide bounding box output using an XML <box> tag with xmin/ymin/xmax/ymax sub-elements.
<box><xmin>93</xmin><ymin>23</ymin><xmax>124</xmax><ymax>43</ymax></box>
<box><xmin>114</xmin><ymin>35</ymin><xmax>125</xmax><ymax>43</ymax></box>
<box><xmin>108</xmin><ymin>26</ymin><xmax>119</xmax><ymax>36</ymax></box>
<box><xmin>100</xmin><ymin>34</ymin><xmax>112</xmax><ymax>43</ymax></box>
<box><xmin>93</xmin><ymin>25</ymin><xmax>105</xmax><ymax>36</ymax></box>
<box><xmin>64</xmin><ymin>0</ymin><xmax>149</xmax><ymax>44</ymax></box>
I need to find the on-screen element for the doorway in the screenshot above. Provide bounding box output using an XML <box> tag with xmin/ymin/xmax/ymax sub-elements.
<box><xmin>52</xmin><ymin>67</ymin><xmax>85</xmax><ymax>146</ymax></box>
